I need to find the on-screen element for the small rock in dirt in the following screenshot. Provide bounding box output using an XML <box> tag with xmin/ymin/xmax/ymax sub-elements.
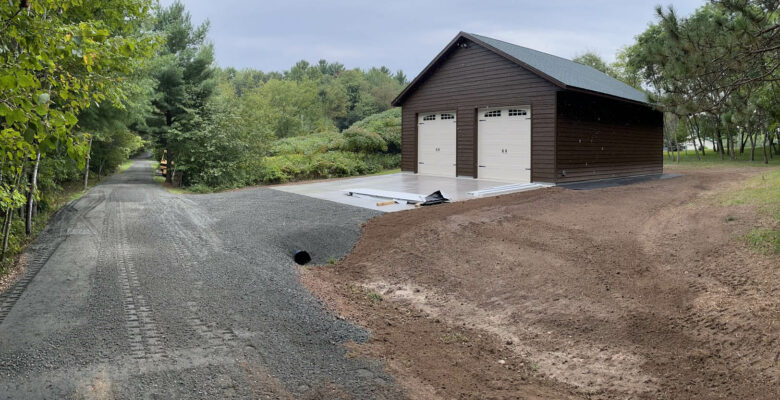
<box><xmin>498</xmin><ymin>359</ymin><xmax>506</xmax><ymax>365</ymax></box>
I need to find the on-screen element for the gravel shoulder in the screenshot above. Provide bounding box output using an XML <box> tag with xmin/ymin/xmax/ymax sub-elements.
<box><xmin>0</xmin><ymin>159</ymin><xmax>403</xmax><ymax>399</ymax></box>
<box><xmin>303</xmin><ymin>166</ymin><xmax>780</xmax><ymax>399</ymax></box>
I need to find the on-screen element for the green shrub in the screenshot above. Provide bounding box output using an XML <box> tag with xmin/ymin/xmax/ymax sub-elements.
<box><xmin>270</xmin><ymin>131</ymin><xmax>344</xmax><ymax>156</ymax></box>
<box><xmin>342</xmin><ymin>127</ymin><xmax>387</xmax><ymax>153</ymax></box>
<box><xmin>349</xmin><ymin>108</ymin><xmax>401</xmax><ymax>153</ymax></box>
<box><xmin>310</xmin><ymin>151</ymin><xmax>369</xmax><ymax>176</ymax></box>
<box><xmin>186</xmin><ymin>183</ymin><xmax>213</xmax><ymax>193</ymax></box>
<box><xmin>256</xmin><ymin>151</ymin><xmax>396</xmax><ymax>183</ymax></box>
<box><xmin>258</xmin><ymin>154</ymin><xmax>306</xmax><ymax>183</ymax></box>
<box><xmin>182</xmin><ymin>109</ymin><xmax>403</xmax><ymax>190</ymax></box>
<box><xmin>361</xmin><ymin>153</ymin><xmax>401</xmax><ymax>171</ymax></box>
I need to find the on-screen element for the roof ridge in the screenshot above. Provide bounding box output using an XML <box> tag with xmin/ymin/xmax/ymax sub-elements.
<box><xmin>466</xmin><ymin>32</ymin><xmax>579</xmax><ymax>65</ymax></box>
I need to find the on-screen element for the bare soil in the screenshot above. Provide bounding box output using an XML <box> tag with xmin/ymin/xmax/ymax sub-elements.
<box><xmin>302</xmin><ymin>167</ymin><xmax>780</xmax><ymax>399</ymax></box>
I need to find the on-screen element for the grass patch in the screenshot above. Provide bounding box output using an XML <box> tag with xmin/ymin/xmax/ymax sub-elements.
<box><xmin>664</xmin><ymin>147</ymin><xmax>780</xmax><ymax>168</ymax></box>
<box><xmin>745</xmin><ymin>228</ymin><xmax>780</xmax><ymax>255</ymax></box>
<box><xmin>721</xmin><ymin>169</ymin><xmax>780</xmax><ymax>254</ymax></box>
<box><xmin>721</xmin><ymin>170</ymin><xmax>780</xmax><ymax>219</ymax></box>
<box><xmin>440</xmin><ymin>332</ymin><xmax>469</xmax><ymax>344</ymax></box>
<box><xmin>117</xmin><ymin>159</ymin><xmax>134</xmax><ymax>173</ymax></box>
<box><xmin>367</xmin><ymin>292</ymin><xmax>383</xmax><ymax>302</ymax></box>
<box><xmin>371</xmin><ymin>168</ymin><xmax>401</xmax><ymax>176</ymax></box>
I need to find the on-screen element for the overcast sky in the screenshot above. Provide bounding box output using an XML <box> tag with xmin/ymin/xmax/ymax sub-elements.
<box><xmin>162</xmin><ymin>0</ymin><xmax>705</xmax><ymax>77</ymax></box>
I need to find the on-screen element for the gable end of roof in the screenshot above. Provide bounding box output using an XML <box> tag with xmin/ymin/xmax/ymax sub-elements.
<box><xmin>392</xmin><ymin>32</ymin><xmax>649</xmax><ymax>106</ymax></box>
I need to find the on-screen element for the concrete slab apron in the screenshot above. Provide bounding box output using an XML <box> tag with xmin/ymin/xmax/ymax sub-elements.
<box><xmin>0</xmin><ymin>160</ymin><xmax>402</xmax><ymax>399</ymax></box>
<box><xmin>272</xmin><ymin>172</ymin><xmax>523</xmax><ymax>212</ymax></box>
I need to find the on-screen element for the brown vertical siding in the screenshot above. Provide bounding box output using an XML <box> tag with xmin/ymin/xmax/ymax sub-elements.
<box><xmin>555</xmin><ymin>91</ymin><xmax>663</xmax><ymax>183</ymax></box>
<box><xmin>400</xmin><ymin>40</ymin><xmax>559</xmax><ymax>180</ymax></box>
<box><xmin>401</xmin><ymin>108</ymin><xmax>418</xmax><ymax>172</ymax></box>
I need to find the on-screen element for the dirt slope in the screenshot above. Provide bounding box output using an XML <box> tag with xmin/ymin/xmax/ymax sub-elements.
<box><xmin>303</xmin><ymin>167</ymin><xmax>780</xmax><ymax>399</ymax></box>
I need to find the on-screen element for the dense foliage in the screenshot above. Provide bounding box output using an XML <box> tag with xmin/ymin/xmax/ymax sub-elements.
<box><xmin>0</xmin><ymin>0</ymin><xmax>159</xmax><ymax>264</ymax></box>
<box><xmin>625</xmin><ymin>0</ymin><xmax>779</xmax><ymax>162</ymax></box>
<box><xmin>572</xmin><ymin>0</ymin><xmax>779</xmax><ymax>163</ymax></box>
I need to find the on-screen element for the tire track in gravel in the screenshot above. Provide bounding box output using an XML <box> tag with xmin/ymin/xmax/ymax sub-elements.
<box><xmin>154</xmin><ymin>196</ymin><xmax>238</xmax><ymax>352</ymax></box>
<box><xmin>114</xmin><ymin>200</ymin><xmax>165</xmax><ymax>361</ymax></box>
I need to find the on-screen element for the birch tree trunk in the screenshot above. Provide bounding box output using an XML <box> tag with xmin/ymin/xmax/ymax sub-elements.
<box><xmin>25</xmin><ymin>151</ymin><xmax>41</xmax><ymax>236</ymax></box>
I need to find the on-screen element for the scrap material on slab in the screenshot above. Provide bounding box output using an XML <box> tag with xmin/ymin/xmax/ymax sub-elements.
<box><xmin>419</xmin><ymin>190</ymin><xmax>450</xmax><ymax>206</ymax></box>
<box><xmin>345</xmin><ymin>188</ymin><xmax>451</xmax><ymax>206</ymax></box>
<box><xmin>345</xmin><ymin>188</ymin><xmax>427</xmax><ymax>203</ymax></box>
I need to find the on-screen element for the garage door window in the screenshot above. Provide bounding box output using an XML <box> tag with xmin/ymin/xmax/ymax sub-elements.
<box><xmin>440</xmin><ymin>113</ymin><xmax>455</xmax><ymax>120</ymax></box>
<box><xmin>508</xmin><ymin>109</ymin><xmax>527</xmax><ymax>116</ymax></box>
<box><xmin>484</xmin><ymin>110</ymin><xmax>501</xmax><ymax>117</ymax></box>
<box><xmin>423</xmin><ymin>114</ymin><xmax>436</xmax><ymax>121</ymax></box>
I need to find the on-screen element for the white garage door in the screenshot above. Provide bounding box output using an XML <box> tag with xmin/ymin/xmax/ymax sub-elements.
<box><xmin>417</xmin><ymin>111</ymin><xmax>456</xmax><ymax>176</ymax></box>
<box><xmin>477</xmin><ymin>107</ymin><xmax>531</xmax><ymax>182</ymax></box>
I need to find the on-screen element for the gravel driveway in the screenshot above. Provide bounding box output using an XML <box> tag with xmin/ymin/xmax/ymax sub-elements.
<box><xmin>0</xmin><ymin>159</ymin><xmax>401</xmax><ymax>399</ymax></box>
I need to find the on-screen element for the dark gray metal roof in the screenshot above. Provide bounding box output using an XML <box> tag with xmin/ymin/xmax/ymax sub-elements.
<box><xmin>467</xmin><ymin>33</ymin><xmax>649</xmax><ymax>104</ymax></box>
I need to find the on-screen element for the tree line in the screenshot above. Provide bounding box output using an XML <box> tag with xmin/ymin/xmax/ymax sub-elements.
<box><xmin>140</xmin><ymin>2</ymin><xmax>405</xmax><ymax>190</ymax></box>
<box><xmin>573</xmin><ymin>0</ymin><xmax>779</xmax><ymax>163</ymax></box>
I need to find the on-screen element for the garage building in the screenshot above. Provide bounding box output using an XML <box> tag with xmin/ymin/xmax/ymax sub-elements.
<box><xmin>391</xmin><ymin>32</ymin><xmax>663</xmax><ymax>184</ymax></box>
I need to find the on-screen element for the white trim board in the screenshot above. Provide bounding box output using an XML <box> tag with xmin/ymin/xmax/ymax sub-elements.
<box><xmin>344</xmin><ymin>188</ymin><xmax>429</xmax><ymax>203</ymax></box>
<box><xmin>467</xmin><ymin>182</ymin><xmax>552</xmax><ymax>198</ymax></box>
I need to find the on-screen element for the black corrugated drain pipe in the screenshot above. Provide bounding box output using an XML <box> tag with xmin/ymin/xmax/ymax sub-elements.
<box><xmin>293</xmin><ymin>250</ymin><xmax>312</xmax><ymax>265</ymax></box>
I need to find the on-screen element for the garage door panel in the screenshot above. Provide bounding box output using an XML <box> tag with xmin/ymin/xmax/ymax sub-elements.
<box><xmin>477</xmin><ymin>107</ymin><xmax>531</xmax><ymax>182</ymax></box>
<box><xmin>418</xmin><ymin>112</ymin><xmax>456</xmax><ymax>177</ymax></box>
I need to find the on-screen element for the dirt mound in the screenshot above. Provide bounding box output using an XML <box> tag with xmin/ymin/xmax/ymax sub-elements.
<box><xmin>303</xmin><ymin>167</ymin><xmax>780</xmax><ymax>399</ymax></box>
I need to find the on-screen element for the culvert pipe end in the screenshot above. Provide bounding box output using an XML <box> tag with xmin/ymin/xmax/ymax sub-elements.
<box><xmin>294</xmin><ymin>250</ymin><xmax>312</xmax><ymax>265</ymax></box>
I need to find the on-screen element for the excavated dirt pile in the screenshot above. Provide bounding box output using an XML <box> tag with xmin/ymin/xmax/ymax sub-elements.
<box><xmin>303</xmin><ymin>167</ymin><xmax>780</xmax><ymax>399</ymax></box>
